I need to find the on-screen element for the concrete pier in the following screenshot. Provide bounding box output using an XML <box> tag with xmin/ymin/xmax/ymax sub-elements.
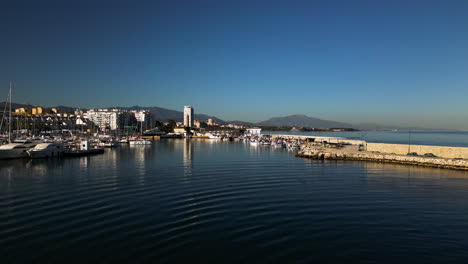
<box><xmin>297</xmin><ymin>148</ymin><xmax>468</xmax><ymax>171</ymax></box>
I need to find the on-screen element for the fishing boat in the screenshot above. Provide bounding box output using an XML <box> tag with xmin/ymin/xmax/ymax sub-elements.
<box><xmin>64</xmin><ymin>140</ymin><xmax>104</xmax><ymax>157</ymax></box>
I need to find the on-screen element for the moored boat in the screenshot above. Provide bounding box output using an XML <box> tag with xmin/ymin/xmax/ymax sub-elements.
<box><xmin>64</xmin><ymin>140</ymin><xmax>104</xmax><ymax>157</ymax></box>
<box><xmin>129</xmin><ymin>138</ymin><xmax>152</xmax><ymax>145</ymax></box>
<box><xmin>27</xmin><ymin>143</ymin><xmax>65</xmax><ymax>158</ymax></box>
<box><xmin>0</xmin><ymin>142</ymin><xmax>37</xmax><ymax>159</ymax></box>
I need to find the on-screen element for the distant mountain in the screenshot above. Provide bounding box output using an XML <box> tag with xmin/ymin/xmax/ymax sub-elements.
<box><xmin>0</xmin><ymin>102</ymin><xmax>85</xmax><ymax>113</ymax></box>
<box><xmin>227</xmin><ymin>120</ymin><xmax>255</xmax><ymax>126</ymax></box>
<box><xmin>257</xmin><ymin>114</ymin><xmax>353</xmax><ymax>128</ymax></box>
<box><xmin>0</xmin><ymin>102</ymin><xmax>34</xmax><ymax>111</ymax></box>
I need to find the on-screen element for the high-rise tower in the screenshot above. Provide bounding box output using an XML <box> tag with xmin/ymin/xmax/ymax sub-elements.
<box><xmin>183</xmin><ymin>106</ymin><xmax>194</xmax><ymax>127</ymax></box>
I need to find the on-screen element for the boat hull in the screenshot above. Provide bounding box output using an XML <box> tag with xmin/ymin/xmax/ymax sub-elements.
<box><xmin>64</xmin><ymin>148</ymin><xmax>104</xmax><ymax>157</ymax></box>
<box><xmin>0</xmin><ymin>149</ymin><xmax>29</xmax><ymax>159</ymax></box>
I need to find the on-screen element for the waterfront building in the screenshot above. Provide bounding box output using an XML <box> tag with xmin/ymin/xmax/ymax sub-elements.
<box><xmin>194</xmin><ymin>120</ymin><xmax>201</xmax><ymax>128</ymax></box>
<box><xmin>207</xmin><ymin>118</ymin><xmax>213</xmax><ymax>126</ymax></box>
<box><xmin>246</xmin><ymin>127</ymin><xmax>262</xmax><ymax>135</ymax></box>
<box><xmin>86</xmin><ymin>109</ymin><xmax>123</xmax><ymax>131</ymax></box>
<box><xmin>183</xmin><ymin>106</ymin><xmax>194</xmax><ymax>127</ymax></box>
<box><xmin>51</xmin><ymin>108</ymin><xmax>58</xmax><ymax>114</ymax></box>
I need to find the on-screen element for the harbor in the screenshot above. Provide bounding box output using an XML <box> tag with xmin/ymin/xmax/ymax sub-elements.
<box><xmin>1</xmin><ymin>101</ymin><xmax>467</xmax><ymax>170</ymax></box>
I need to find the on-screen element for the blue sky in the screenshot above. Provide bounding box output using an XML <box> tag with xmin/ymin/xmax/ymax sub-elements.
<box><xmin>1</xmin><ymin>0</ymin><xmax>467</xmax><ymax>129</ymax></box>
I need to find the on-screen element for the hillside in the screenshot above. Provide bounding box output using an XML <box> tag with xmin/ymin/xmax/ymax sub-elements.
<box><xmin>257</xmin><ymin>114</ymin><xmax>353</xmax><ymax>128</ymax></box>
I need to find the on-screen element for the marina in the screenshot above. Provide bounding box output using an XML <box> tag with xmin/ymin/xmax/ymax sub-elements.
<box><xmin>2</xmin><ymin>1</ymin><xmax>467</xmax><ymax>262</ymax></box>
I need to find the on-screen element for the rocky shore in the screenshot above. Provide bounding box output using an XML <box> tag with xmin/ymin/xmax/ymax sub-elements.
<box><xmin>296</xmin><ymin>149</ymin><xmax>468</xmax><ymax>171</ymax></box>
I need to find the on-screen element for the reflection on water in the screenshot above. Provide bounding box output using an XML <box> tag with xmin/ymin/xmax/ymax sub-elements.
<box><xmin>183</xmin><ymin>139</ymin><xmax>193</xmax><ymax>180</ymax></box>
<box><xmin>183</xmin><ymin>138</ymin><xmax>193</xmax><ymax>167</ymax></box>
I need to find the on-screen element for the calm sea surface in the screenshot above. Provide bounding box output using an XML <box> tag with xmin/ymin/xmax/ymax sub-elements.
<box><xmin>266</xmin><ymin>130</ymin><xmax>468</xmax><ymax>147</ymax></box>
<box><xmin>2</xmin><ymin>139</ymin><xmax>468</xmax><ymax>263</ymax></box>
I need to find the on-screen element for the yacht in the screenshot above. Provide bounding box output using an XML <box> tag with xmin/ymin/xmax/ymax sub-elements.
<box><xmin>27</xmin><ymin>143</ymin><xmax>65</xmax><ymax>158</ymax></box>
<box><xmin>0</xmin><ymin>142</ymin><xmax>37</xmax><ymax>159</ymax></box>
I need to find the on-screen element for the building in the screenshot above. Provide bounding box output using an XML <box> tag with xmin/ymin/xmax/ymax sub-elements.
<box><xmin>173</xmin><ymin>127</ymin><xmax>186</xmax><ymax>134</ymax></box>
<box><xmin>86</xmin><ymin>109</ymin><xmax>123</xmax><ymax>131</ymax></box>
<box><xmin>51</xmin><ymin>108</ymin><xmax>58</xmax><ymax>114</ymax></box>
<box><xmin>74</xmin><ymin>109</ymin><xmax>84</xmax><ymax>116</ymax></box>
<box><xmin>246</xmin><ymin>127</ymin><xmax>262</xmax><ymax>135</ymax></box>
<box><xmin>132</xmin><ymin>110</ymin><xmax>147</xmax><ymax>122</ymax></box>
<box><xmin>207</xmin><ymin>118</ymin><xmax>214</xmax><ymax>126</ymax></box>
<box><xmin>183</xmin><ymin>105</ymin><xmax>194</xmax><ymax>127</ymax></box>
<box><xmin>194</xmin><ymin>120</ymin><xmax>201</xmax><ymax>128</ymax></box>
<box><xmin>31</xmin><ymin>107</ymin><xmax>43</xmax><ymax>115</ymax></box>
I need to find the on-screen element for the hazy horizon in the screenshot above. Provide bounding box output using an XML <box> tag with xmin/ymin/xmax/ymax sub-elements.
<box><xmin>1</xmin><ymin>0</ymin><xmax>467</xmax><ymax>130</ymax></box>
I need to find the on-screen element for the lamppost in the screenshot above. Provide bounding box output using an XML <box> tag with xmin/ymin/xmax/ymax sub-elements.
<box><xmin>407</xmin><ymin>130</ymin><xmax>411</xmax><ymax>154</ymax></box>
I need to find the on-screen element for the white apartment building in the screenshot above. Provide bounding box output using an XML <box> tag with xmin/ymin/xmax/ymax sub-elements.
<box><xmin>86</xmin><ymin>109</ymin><xmax>122</xmax><ymax>131</ymax></box>
<box><xmin>132</xmin><ymin>110</ymin><xmax>147</xmax><ymax>122</ymax></box>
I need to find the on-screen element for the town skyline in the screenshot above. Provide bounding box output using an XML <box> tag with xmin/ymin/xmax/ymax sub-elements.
<box><xmin>2</xmin><ymin>100</ymin><xmax>465</xmax><ymax>131</ymax></box>
<box><xmin>1</xmin><ymin>1</ymin><xmax>467</xmax><ymax>130</ymax></box>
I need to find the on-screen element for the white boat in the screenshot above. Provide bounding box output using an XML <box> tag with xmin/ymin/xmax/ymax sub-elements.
<box><xmin>209</xmin><ymin>134</ymin><xmax>221</xmax><ymax>140</ymax></box>
<box><xmin>274</xmin><ymin>143</ymin><xmax>285</xmax><ymax>148</ymax></box>
<box><xmin>98</xmin><ymin>141</ymin><xmax>119</xmax><ymax>148</ymax></box>
<box><xmin>119</xmin><ymin>138</ymin><xmax>129</xmax><ymax>143</ymax></box>
<box><xmin>27</xmin><ymin>143</ymin><xmax>65</xmax><ymax>158</ymax></box>
<box><xmin>129</xmin><ymin>138</ymin><xmax>152</xmax><ymax>145</ymax></box>
<box><xmin>250</xmin><ymin>140</ymin><xmax>259</xmax><ymax>146</ymax></box>
<box><xmin>0</xmin><ymin>142</ymin><xmax>37</xmax><ymax>159</ymax></box>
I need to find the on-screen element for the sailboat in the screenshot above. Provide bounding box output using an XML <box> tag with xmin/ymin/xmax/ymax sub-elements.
<box><xmin>129</xmin><ymin>119</ymin><xmax>151</xmax><ymax>145</ymax></box>
<box><xmin>0</xmin><ymin>82</ymin><xmax>38</xmax><ymax>159</ymax></box>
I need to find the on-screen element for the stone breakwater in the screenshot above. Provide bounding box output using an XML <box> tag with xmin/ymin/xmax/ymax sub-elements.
<box><xmin>297</xmin><ymin>150</ymin><xmax>468</xmax><ymax>171</ymax></box>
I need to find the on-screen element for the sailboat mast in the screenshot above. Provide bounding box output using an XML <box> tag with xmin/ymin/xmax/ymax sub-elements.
<box><xmin>8</xmin><ymin>81</ymin><xmax>12</xmax><ymax>143</ymax></box>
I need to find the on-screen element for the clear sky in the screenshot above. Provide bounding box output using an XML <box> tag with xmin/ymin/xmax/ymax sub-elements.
<box><xmin>1</xmin><ymin>0</ymin><xmax>467</xmax><ymax>129</ymax></box>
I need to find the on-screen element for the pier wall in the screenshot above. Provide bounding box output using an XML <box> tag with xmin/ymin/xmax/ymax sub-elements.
<box><xmin>297</xmin><ymin>150</ymin><xmax>468</xmax><ymax>171</ymax></box>
<box><xmin>366</xmin><ymin>143</ymin><xmax>468</xmax><ymax>159</ymax></box>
